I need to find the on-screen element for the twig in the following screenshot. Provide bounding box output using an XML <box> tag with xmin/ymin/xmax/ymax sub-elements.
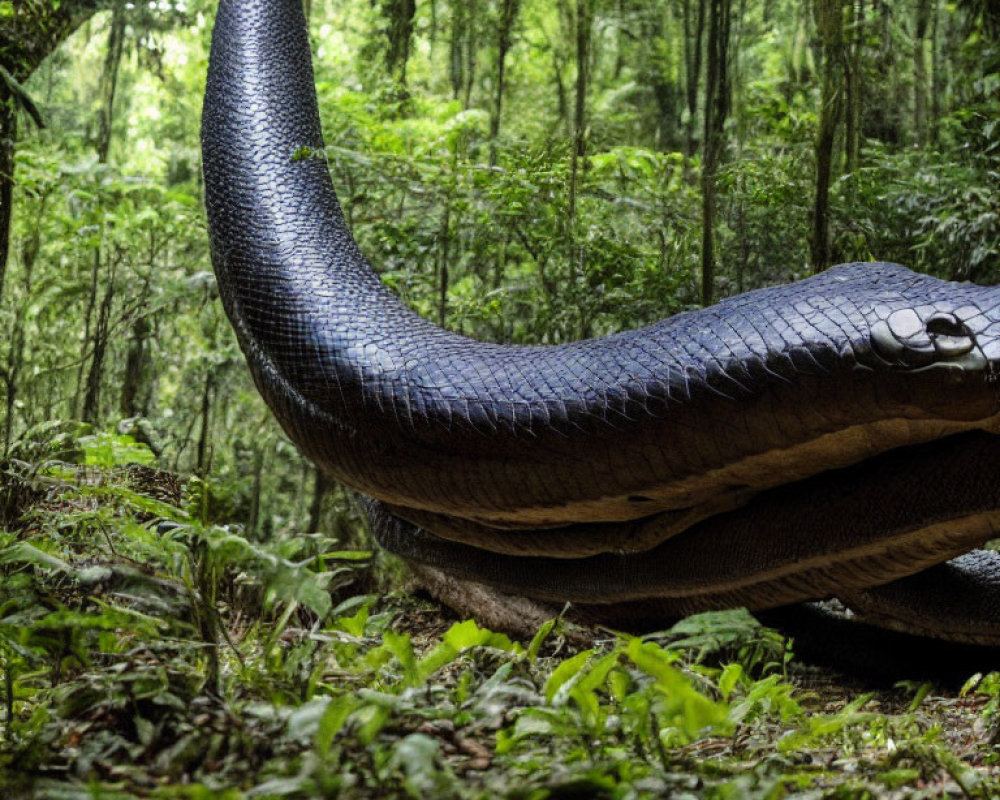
<box><xmin>0</xmin><ymin>65</ymin><xmax>45</xmax><ymax>130</ymax></box>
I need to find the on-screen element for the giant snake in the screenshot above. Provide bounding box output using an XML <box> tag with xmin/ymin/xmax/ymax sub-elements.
<box><xmin>201</xmin><ymin>0</ymin><xmax>1000</xmax><ymax>665</ymax></box>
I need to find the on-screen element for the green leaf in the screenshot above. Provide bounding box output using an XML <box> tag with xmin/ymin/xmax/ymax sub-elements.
<box><xmin>527</xmin><ymin>617</ymin><xmax>556</xmax><ymax>662</ymax></box>
<box><xmin>332</xmin><ymin>603</ymin><xmax>371</xmax><ymax>637</ymax></box>
<box><xmin>316</xmin><ymin>695</ymin><xmax>360</xmax><ymax>753</ymax></box>
<box><xmin>77</xmin><ymin>433</ymin><xmax>155</xmax><ymax>467</ymax></box>
<box><xmin>718</xmin><ymin>663</ymin><xmax>743</xmax><ymax>701</ymax></box>
<box><xmin>383</xmin><ymin>630</ymin><xmax>420</xmax><ymax>686</ymax></box>
<box><xmin>545</xmin><ymin>649</ymin><xmax>596</xmax><ymax>704</ymax></box>
<box><xmin>0</xmin><ymin>542</ymin><xmax>73</xmax><ymax>574</ymax></box>
<box><xmin>625</xmin><ymin>639</ymin><xmax>730</xmax><ymax>739</ymax></box>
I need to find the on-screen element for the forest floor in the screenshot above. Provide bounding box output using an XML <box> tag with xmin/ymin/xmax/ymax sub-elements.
<box><xmin>2</xmin><ymin>435</ymin><xmax>1000</xmax><ymax>799</ymax></box>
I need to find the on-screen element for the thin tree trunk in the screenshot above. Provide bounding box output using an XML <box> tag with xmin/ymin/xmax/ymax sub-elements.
<box><xmin>74</xmin><ymin>250</ymin><xmax>100</xmax><ymax>417</ymax></box>
<box><xmin>81</xmin><ymin>259</ymin><xmax>116</xmax><ymax>424</ymax></box>
<box><xmin>811</xmin><ymin>0</ymin><xmax>845</xmax><ymax>273</ymax></box>
<box><xmin>307</xmin><ymin>467</ymin><xmax>331</xmax><ymax>534</ymax></box>
<box><xmin>700</xmin><ymin>0</ymin><xmax>731</xmax><ymax>306</ymax></box>
<box><xmin>120</xmin><ymin>315</ymin><xmax>151</xmax><ymax>417</ymax></box>
<box><xmin>489</xmin><ymin>0</ymin><xmax>520</xmax><ymax>165</ymax></box>
<box><xmin>96</xmin><ymin>1</ymin><xmax>126</xmax><ymax>164</ymax></box>
<box><xmin>914</xmin><ymin>0</ymin><xmax>932</xmax><ymax>143</ymax></box>
<box><xmin>196</xmin><ymin>370</ymin><xmax>215</xmax><ymax>476</ymax></box>
<box><xmin>438</xmin><ymin>203</ymin><xmax>450</xmax><ymax>327</ymax></box>
<box><xmin>0</xmin><ymin>91</ymin><xmax>15</xmax><ymax>306</ymax></box>
<box><xmin>464</xmin><ymin>0</ymin><xmax>479</xmax><ymax>107</ymax></box>
<box><xmin>843</xmin><ymin>0</ymin><xmax>863</xmax><ymax>173</ymax></box>
<box><xmin>3</xmin><ymin>302</ymin><xmax>23</xmax><ymax>454</ymax></box>
<box><xmin>568</xmin><ymin>0</ymin><xmax>593</xmax><ymax>222</ymax></box>
<box><xmin>683</xmin><ymin>0</ymin><xmax>707</xmax><ymax>160</ymax></box>
<box><xmin>930</xmin><ymin>0</ymin><xmax>942</xmax><ymax>141</ymax></box>
<box><xmin>247</xmin><ymin>446</ymin><xmax>264</xmax><ymax>536</ymax></box>
<box><xmin>4</xmin><ymin>211</ymin><xmax>43</xmax><ymax>451</ymax></box>
<box><xmin>643</xmin><ymin>4</ymin><xmax>680</xmax><ymax>151</ymax></box>
<box><xmin>120</xmin><ymin>240</ymin><xmax>154</xmax><ymax>416</ymax></box>
<box><xmin>382</xmin><ymin>0</ymin><xmax>416</xmax><ymax>87</ymax></box>
<box><xmin>567</xmin><ymin>0</ymin><xmax>593</xmax><ymax>336</ymax></box>
<box><xmin>80</xmin><ymin>2</ymin><xmax>126</xmax><ymax>424</ymax></box>
<box><xmin>613</xmin><ymin>0</ymin><xmax>626</xmax><ymax>79</ymax></box>
<box><xmin>449</xmin><ymin>0</ymin><xmax>467</xmax><ymax>100</ymax></box>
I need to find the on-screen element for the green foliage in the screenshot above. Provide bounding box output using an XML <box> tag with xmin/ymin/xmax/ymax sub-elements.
<box><xmin>78</xmin><ymin>432</ymin><xmax>156</xmax><ymax>468</ymax></box>
<box><xmin>2</xmin><ymin>456</ymin><xmax>1000</xmax><ymax>796</ymax></box>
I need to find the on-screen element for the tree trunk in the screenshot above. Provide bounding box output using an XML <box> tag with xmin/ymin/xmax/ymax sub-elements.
<box><xmin>914</xmin><ymin>0</ymin><xmax>932</xmax><ymax>143</ymax></box>
<box><xmin>683</xmin><ymin>0</ymin><xmax>707</xmax><ymax>160</ymax></box>
<box><xmin>810</xmin><ymin>0</ymin><xmax>845</xmax><ymax>273</ymax></box>
<box><xmin>567</xmin><ymin>0</ymin><xmax>593</xmax><ymax>336</ymax></box>
<box><xmin>489</xmin><ymin>0</ymin><xmax>521</xmax><ymax>165</ymax></box>
<box><xmin>382</xmin><ymin>0</ymin><xmax>417</xmax><ymax>87</ymax></box>
<box><xmin>74</xmin><ymin>249</ymin><xmax>99</xmax><ymax>417</ymax></box>
<box><xmin>81</xmin><ymin>258</ymin><xmax>116</xmax><ymax>424</ymax></box>
<box><xmin>700</xmin><ymin>0</ymin><xmax>731</xmax><ymax>306</ymax></box>
<box><xmin>4</xmin><ymin>210</ymin><xmax>44</xmax><ymax>451</ymax></box>
<box><xmin>196</xmin><ymin>370</ymin><xmax>215</xmax><ymax>476</ymax></box>
<box><xmin>438</xmin><ymin>203</ymin><xmax>450</xmax><ymax>327</ymax></box>
<box><xmin>449</xmin><ymin>0</ymin><xmax>479</xmax><ymax>106</ymax></box>
<box><xmin>843</xmin><ymin>0</ymin><xmax>863</xmax><ymax>173</ymax></box>
<box><xmin>642</xmin><ymin>3</ymin><xmax>681</xmax><ymax>151</ymax></box>
<box><xmin>80</xmin><ymin>2</ymin><xmax>126</xmax><ymax>424</ymax></box>
<box><xmin>0</xmin><ymin>91</ymin><xmax>15</xmax><ymax>306</ymax></box>
<box><xmin>568</xmin><ymin>0</ymin><xmax>593</xmax><ymax>222</ymax></box>
<box><xmin>613</xmin><ymin>0</ymin><xmax>626</xmax><ymax>79</ymax></box>
<box><xmin>247</xmin><ymin>446</ymin><xmax>264</xmax><ymax>537</ymax></box>
<box><xmin>96</xmin><ymin>0</ymin><xmax>126</xmax><ymax>164</ymax></box>
<box><xmin>120</xmin><ymin>315</ymin><xmax>151</xmax><ymax>417</ymax></box>
<box><xmin>449</xmin><ymin>0</ymin><xmax>467</xmax><ymax>100</ymax></box>
<box><xmin>930</xmin><ymin>0</ymin><xmax>942</xmax><ymax>140</ymax></box>
<box><xmin>464</xmin><ymin>0</ymin><xmax>478</xmax><ymax>107</ymax></box>
<box><xmin>307</xmin><ymin>467</ymin><xmax>331</xmax><ymax>534</ymax></box>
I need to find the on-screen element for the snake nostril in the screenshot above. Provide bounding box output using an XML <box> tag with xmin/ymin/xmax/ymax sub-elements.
<box><xmin>926</xmin><ymin>315</ymin><xmax>969</xmax><ymax>338</ymax></box>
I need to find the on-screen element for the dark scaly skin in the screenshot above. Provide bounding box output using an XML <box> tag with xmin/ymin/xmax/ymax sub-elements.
<box><xmin>366</xmin><ymin>433</ymin><xmax>1000</xmax><ymax>612</ymax></box>
<box><xmin>839</xmin><ymin>549</ymin><xmax>1000</xmax><ymax>645</ymax></box>
<box><xmin>202</xmin><ymin>0</ymin><xmax>1000</xmax><ymax>649</ymax></box>
<box><xmin>202</xmin><ymin>0</ymin><xmax>1000</xmax><ymax>533</ymax></box>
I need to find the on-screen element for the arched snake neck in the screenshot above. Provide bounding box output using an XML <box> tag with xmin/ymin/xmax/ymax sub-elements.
<box><xmin>203</xmin><ymin>0</ymin><xmax>1000</xmax><ymax>661</ymax></box>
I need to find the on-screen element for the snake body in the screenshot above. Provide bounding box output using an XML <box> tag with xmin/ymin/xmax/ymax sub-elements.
<box><xmin>202</xmin><ymin>0</ymin><xmax>1000</xmax><ymax>650</ymax></box>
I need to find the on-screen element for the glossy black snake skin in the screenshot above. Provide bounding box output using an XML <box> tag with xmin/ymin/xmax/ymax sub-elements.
<box><xmin>203</xmin><ymin>0</ymin><xmax>1000</xmax><ymax>646</ymax></box>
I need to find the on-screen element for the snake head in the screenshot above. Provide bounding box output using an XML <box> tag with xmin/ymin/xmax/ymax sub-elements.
<box><xmin>871</xmin><ymin>307</ymin><xmax>983</xmax><ymax>369</ymax></box>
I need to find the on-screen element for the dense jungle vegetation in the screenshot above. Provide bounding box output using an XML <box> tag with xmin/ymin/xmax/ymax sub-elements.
<box><xmin>0</xmin><ymin>0</ymin><xmax>999</xmax><ymax>797</ymax></box>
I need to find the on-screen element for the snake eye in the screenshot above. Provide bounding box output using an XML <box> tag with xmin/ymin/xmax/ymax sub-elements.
<box><xmin>871</xmin><ymin>309</ymin><xmax>976</xmax><ymax>364</ymax></box>
<box><xmin>926</xmin><ymin>315</ymin><xmax>969</xmax><ymax>338</ymax></box>
<box><xmin>925</xmin><ymin>313</ymin><xmax>976</xmax><ymax>358</ymax></box>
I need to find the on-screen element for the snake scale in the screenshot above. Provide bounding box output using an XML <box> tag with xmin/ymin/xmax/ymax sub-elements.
<box><xmin>201</xmin><ymin>0</ymin><xmax>1000</xmax><ymax>657</ymax></box>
